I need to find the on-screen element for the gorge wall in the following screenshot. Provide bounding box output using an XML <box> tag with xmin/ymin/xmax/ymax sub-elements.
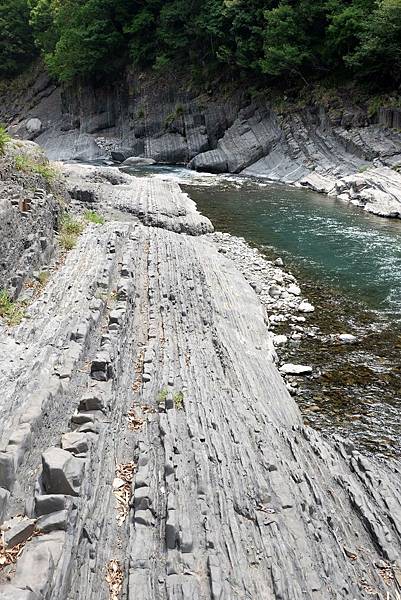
<box><xmin>2</xmin><ymin>67</ymin><xmax>401</xmax><ymax>217</ymax></box>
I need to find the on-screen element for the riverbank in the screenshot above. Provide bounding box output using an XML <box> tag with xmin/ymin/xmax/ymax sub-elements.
<box><xmin>2</xmin><ymin>68</ymin><xmax>401</xmax><ymax>220</ymax></box>
<box><xmin>0</xmin><ymin>152</ymin><xmax>400</xmax><ymax>598</ymax></box>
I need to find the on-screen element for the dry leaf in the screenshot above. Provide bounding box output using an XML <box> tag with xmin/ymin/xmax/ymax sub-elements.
<box><xmin>113</xmin><ymin>463</ymin><xmax>135</xmax><ymax>526</ymax></box>
<box><xmin>105</xmin><ymin>559</ymin><xmax>123</xmax><ymax>600</ymax></box>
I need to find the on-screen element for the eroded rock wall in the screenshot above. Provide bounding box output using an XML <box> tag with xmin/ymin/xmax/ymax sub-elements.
<box><xmin>0</xmin><ymin>140</ymin><xmax>66</xmax><ymax>298</ymax></box>
<box><xmin>2</xmin><ymin>68</ymin><xmax>401</xmax><ymax>217</ymax></box>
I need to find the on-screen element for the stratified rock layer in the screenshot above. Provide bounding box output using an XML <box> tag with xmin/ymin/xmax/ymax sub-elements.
<box><xmin>2</xmin><ymin>70</ymin><xmax>401</xmax><ymax>218</ymax></box>
<box><xmin>0</xmin><ymin>165</ymin><xmax>400</xmax><ymax>599</ymax></box>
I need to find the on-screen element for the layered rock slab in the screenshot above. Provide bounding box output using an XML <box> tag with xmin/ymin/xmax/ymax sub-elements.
<box><xmin>0</xmin><ymin>174</ymin><xmax>400</xmax><ymax>599</ymax></box>
<box><xmin>60</xmin><ymin>163</ymin><xmax>213</xmax><ymax>235</ymax></box>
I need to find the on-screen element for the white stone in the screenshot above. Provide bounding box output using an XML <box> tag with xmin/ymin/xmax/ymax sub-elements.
<box><xmin>112</xmin><ymin>477</ymin><xmax>125</xmax><ymax>490</ymax></box>
<box><xmin>26</xmin><ymin>118</ymin><xmax>42</xmax><ymax>135</ymax></box>
<box><xmin>273</xmin><ymin>335</ymin><xmax>288</xmax><ymax>346</ymax></box>
<box><xmin>338</xmin><ymin>334</ymin><xmax>357</xmax><ymax>343</ymax></box>
<box><xmin>280</xmin><ymin>364</ymin><xmax>313</xmax><ymax>375</ymax></box>
<box><xmin>287</xmin><ymin>284</ymin><xmax>301</xmax><ymax>296</ymax></box>
<box><xmin>298</xmin><ymin>301</ymin><xmax>315</xmax><ymax>313</ymax></box>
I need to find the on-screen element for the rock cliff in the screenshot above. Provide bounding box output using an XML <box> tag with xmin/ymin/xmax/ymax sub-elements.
<box><xmin>0</xmin><ymin>156</ymin><xmax>400</xmax><ymax>599</ymax></box>
<box><xmin>1</xmin><ymin>68</ymin><xmax>401</xmax><ymax>219</ymax></box>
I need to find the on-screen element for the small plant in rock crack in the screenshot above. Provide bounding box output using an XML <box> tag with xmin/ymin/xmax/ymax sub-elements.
<box><xmin>37</xmin><ymin>270</ymin><xmax>49</xmax><ymax>286</ymax></box>
<box><xmin>173</xmin><ymin>390</ymin><xmax>184</xmax><ymax>410</ymax></box>
<box><xmin>14</xmin><ymin>154</ymin><xmax>57</xmax><ymax>183</ymax></box>
<box><xmin>84</xmin><ymin>210</ymin><xmax>105</xmax><ymax>225</ymax></box>
<box><xmin>0</xmin><ymin>290</ymin><xmax>26</xmax><ymax>326</ymax></box>
<box><xmin>58</xmin><ymin>213</ymin><xmax>84</xmax><ymax>250</ymax></box>
<box><xmin>0</xmin><ymin>125</ymin><xmax>10</xmax><ymax>155</ymax></box>
<box><xmin>157</xmin><ymin>387</ymin><xmax>168</xmax><ymax>404</ymax></box>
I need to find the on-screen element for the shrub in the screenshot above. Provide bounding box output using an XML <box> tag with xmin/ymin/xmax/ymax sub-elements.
<box><xmin>173</xmin><ymin>390</ymin><xmax>184</xmax><ymax>410</ymax></box>
<box><xmin>58</xmin><ymin>213</ymin><xmax>84</xmax><ymax>250</ymax></box>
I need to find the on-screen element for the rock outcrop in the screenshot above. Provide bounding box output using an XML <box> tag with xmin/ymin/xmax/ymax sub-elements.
<box><xmin>0</xmin><ymin>161</ymin><xmax>400</xmax><ymax>599</ymax></box>
<box><xmin>0</xmin><ymin>139</ymin><xmax>66</xmax><ymax>298</ymax></box>
<box><xmin>332</xmin><ymin>166</ymin><xmax>401</xmax><ymax>218</ymax></box>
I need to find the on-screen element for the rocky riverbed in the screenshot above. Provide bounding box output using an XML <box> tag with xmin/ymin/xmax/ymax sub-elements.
<box><xmin>206</xmin><ymin>231</ymin><xmax>401</xmax><ymax>458</ymax></box>
<box><xmin>0</xmin><ymin>147</ymin><xmax>401</xmax><ymax>599</ymax></box>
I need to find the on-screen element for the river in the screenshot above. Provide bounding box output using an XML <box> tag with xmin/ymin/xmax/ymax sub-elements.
<box><xmin>122</xmin><ymin>164</ymin><xmax>401</xmax><ymax>457</ymax></box>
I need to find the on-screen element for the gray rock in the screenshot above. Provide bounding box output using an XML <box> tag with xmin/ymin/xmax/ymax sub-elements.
<box><xmin>91</xmin><ymin>351</ymin><xmax>112</xmax><ymax>381</ymax></box>
<box><xmin>121</xmin><ymin>157</ymin><xmax>156</xmax><ymax>167</ymax></box>
<box><xmin>0</xmin><ymin>585</ymin><xmax>38</xmax><ymax>599</ymax></box>
<box><xmin>13</xmin><ymin>532</ymin><xmax>65</xmax><ymax>597</ymax></box>
<box><xmin>2</xmin><ymin>517</ymin><xmax>35</xmax><ymax>548</ymax></box>
<box><xmin>34</xmin><ymin>494</ymin><xmax>69</xmax><ymax>517</ymax></box>
<box><xmin>36</xmin><ymin>510</ymin><xmax>68</xmax><ymax>533</ymax></box>
<box><xmin>41</xmin><ymin>447</ymin><xmax>85</xmax><ymax>496</ymax></box>
<box><xmin>61</xmin><ymin>432</ymin><xmax>91</xmax><ymax>455</ymax></box>
<box><xmin>0</xmin><ymin>487</ymin><xmax>10</xmax><ymax>523</ymax></box>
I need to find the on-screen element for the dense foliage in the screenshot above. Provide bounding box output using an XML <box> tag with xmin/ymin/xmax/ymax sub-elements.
<box><xmin>0</xmin><ymin>0</ymin><xmax>400</xmax><ymax>88</ymax></box>
<box><xmin>0</xmin><ymin>0</ymin><xmax>36</xmax><ymax>77</ymax></box>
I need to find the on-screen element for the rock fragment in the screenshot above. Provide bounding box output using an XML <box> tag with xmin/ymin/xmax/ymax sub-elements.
<box><xmin>41</xmin><ymin>448</ymin><xmax>85</xmax><ymax>496</ymax></box>
<box><xmin>280</xmin><ymin>363</ymin><xmax>313</xmax><ymax>375</ymax></box>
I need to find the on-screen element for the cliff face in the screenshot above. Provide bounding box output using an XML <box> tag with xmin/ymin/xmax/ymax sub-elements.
<box><xmin>2</xmin><ymin>68</ymin><xmax>401</xmax><ymax>217</ymax></box>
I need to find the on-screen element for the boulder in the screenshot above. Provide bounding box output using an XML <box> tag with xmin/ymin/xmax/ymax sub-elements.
<box><xmin>26</xmin><ymin>118</ymin><xmax>42</xmax><ymax>136</ymax></box>
<box><xmin>34</xmin><ymin>493</ymin><xmax>69</xmax><ymax>517</ymax></box>
<box><xmin>36</xmin><ymin>510</ymin><xmax>68</xmax><ymax>533</ymax></box>
<box><xmin>2</xmin><ymin>517</ymin><xmax>35</xmax><ymax>548</ymax></box>
<box><xmin>61</xmin><ymin>432</ymin><xmax>91</xmax><ymax>455</ymax></box>
<box><xmin>41</xmin><ymin>448</ymin><xmax>85</xmax><ymax>496</ymax></box>
<box><xmin>91</xmin><ymin>351</ymin><xmax>112</xmax><ymax>381</ymax></box>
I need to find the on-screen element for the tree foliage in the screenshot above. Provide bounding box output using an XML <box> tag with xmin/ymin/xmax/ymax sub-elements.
<box><xmin>0</xmin><ymin>0</ymin><xmax>37</xmax><ymax>78</ymax></box>
<box><xmin>0</xmin><ymin>0</ymin><xmax>400</xmax><ymax>88</ymax></box>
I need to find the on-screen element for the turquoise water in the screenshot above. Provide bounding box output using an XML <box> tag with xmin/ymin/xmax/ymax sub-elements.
<box><xmin>124</xmin><ymin>164</ymin><xmax>401</xmax><ymax>315</ymax></box>
<box><xmin>186</xmin><ymin>179</ymin><xmax>401</xmax><ymax>316</ymax></box>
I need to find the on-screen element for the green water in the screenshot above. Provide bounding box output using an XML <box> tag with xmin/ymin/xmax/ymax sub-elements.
<box><xmin>123</xmin><ymin>165</ymin><xmax>401</xmax><ymax>456</ymax></box>
<box><xmin>187</xmin><ymin>179</ymin><xmax>401</xmax><ymax>316</ymax></box>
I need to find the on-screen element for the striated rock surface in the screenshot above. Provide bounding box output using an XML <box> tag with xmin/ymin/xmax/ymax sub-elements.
<box><xmin>61</xmin><ymin>162</ymin><xmax>213</xmax><ymax>235</ymax></box>
<box><xmin>0</xmin><ymin>163</ymin><xmax>400</xmax><ymax>599</ymax></box>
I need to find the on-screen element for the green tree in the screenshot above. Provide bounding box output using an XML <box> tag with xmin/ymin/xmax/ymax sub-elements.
<box><xmin>346</xmin><ymin>0</ymin><xmax>401</xmax><ymax>85</ymax></box>
<box><xmin>0</xmin><ymin>0</ymin><xmax>37</xmax><ymax>78</ymax></box>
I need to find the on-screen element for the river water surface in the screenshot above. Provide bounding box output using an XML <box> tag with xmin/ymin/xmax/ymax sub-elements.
<box><xmin>123</xmin><ymin>165</ymin><xmax>401</xmax><ymax>457</ymax></box>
